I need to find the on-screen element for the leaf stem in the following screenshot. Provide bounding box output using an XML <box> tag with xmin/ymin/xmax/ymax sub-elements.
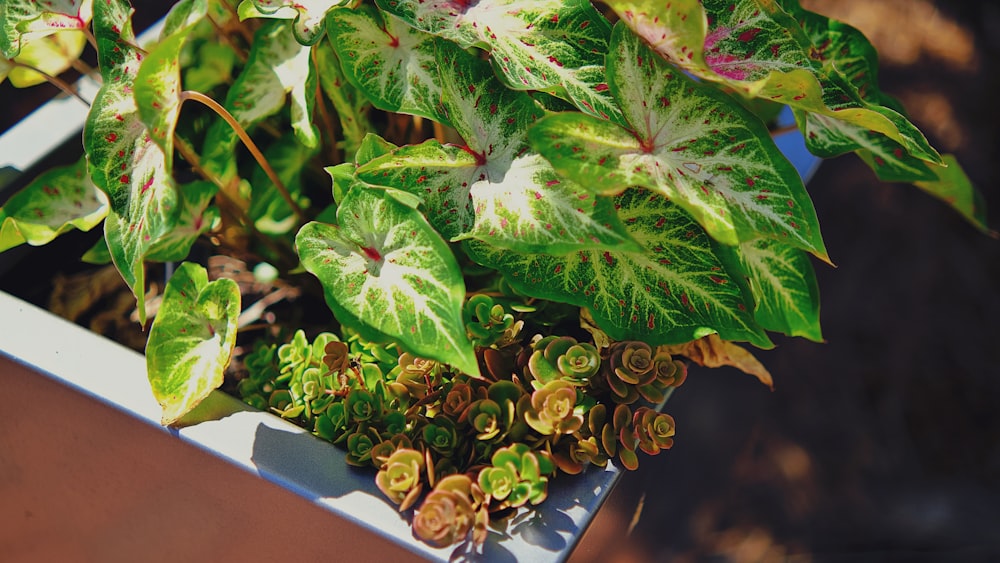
<box><xmin>9</xmin><ymin>61</ymin><xmax>90</xmax><ymax>105</ymax></box>
<box><xmin>769</xmin><ymin>123</ymin><xmax>799</xmax><ymax>138</ymax></box>
<box><xmin>178</xmin><ymin>90</ymin><xmax>307</xmax><ymax>224</ymax></box>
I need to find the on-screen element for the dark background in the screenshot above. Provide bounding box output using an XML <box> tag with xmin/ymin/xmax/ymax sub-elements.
<box><xmin>573</xmin><ymin>1</ymin><xmax>1000</xmax><ymax>561</ymax></box>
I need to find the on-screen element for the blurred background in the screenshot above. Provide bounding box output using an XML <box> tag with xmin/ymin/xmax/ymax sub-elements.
<box><xmin>572</xmin><ymin>1</ymin><xmax>1000</xmax><ymax>561</ymax></box>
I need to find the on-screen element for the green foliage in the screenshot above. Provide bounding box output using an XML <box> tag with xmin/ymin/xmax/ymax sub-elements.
<box><xmin>2</xmin><ymin>0</ymin><xmax>991</xmax><ymax>550</ymax></box>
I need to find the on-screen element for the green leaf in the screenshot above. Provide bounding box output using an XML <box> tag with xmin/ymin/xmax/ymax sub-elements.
<box><xmin>0</xmin><ymin>157</ymin><xmax>108</xmax><ymax>253</ymax></box>
<box><xmin>295</xmin><ymin>187</ymin><xmax>479</xmax><ymax>376</ymax></box>
<box><xmin>0</xmin><ymin>0</ymin><xmax>92</xmax><ymax>59</ymax></box>
<box><xmin>146</xmin><ymin>262</ymin><xmax>241</xmax><ymax>426</ymax></box>
<box><xmin>377</xmin><ymin>0</ymin><xmax>622</xmax><ymax>124</ymax></box>
<box><xmin>135</xmin><ymin>0</ymin><xmax>208</xmax><ymax>166</ymax></box>
<box><xmin>913</xmin><ymin>155</ymin><xmax>991</xmax><ymax>234</ymax></box>
<box><xmin>531</xmin><ymin>23</ymin><xmax>828</xmax><ymax>261</ymax></box>
<box><xmin>466</xmin><ymin>188</ymin><xmax>772</xmax><ymax>348</ymax></box>
<box><xmin>718</xmin><ymin>239</ymin><xmax>822</xmax><ymax>342</ymax></box>
<box><xmin>605</xmin><ymin>0</ymin><xmax>942</xmax><ymax>166</ymax></box>
<box><xmin>147</xmin><ymin>181</ymin><xmax>220</xmax><ymax>261</ymax></box>
<box><xmin>201</xmin><ymin>20</ymin><xmax>319</xmax><ymax>179</ymax></box>
<box><xmin>326</xmin><ymin>5</ymin><xmax>445</xmax><ymax>124</ymax></box>
<box><xmin>4</xmin><ymin>30</ymin><xmax>86</xmax><ymax>87</ymax></box>
<box><xmin>249</xmin><ymin>133</ymin><xmax>317</xmax><ymax>234</ymax></box>
<box><xmin>84</xmin><ymin>0</ymin><xmax>180</xmax><ymax>324</ymax></box>
<box><xmin>237</xmin><ymin>0</ymin><xmax>350</xmax><ymax>45</ymax></box>
<box><xmin>313</xmin><ymin>35</ymin><xmax>373</xmax><ymax>158</ymax></box>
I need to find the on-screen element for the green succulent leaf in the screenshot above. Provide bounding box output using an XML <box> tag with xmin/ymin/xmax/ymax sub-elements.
<box><xmin>237</xmin><ymin>0</ymin><xmax>350</xmax><ymax>45</ymax></box>
<box><xmin>0</xmin><ymin>0</ymin><xmax>92</xmax><ymax>59</ymax></box>
<box><xmin>466</xmin><ymin>188</ymin><xmax>771</xmax><ymax>348</ymax></box>
<box><xmin>201</xmin><ymin>20</ymin><xmax>319</xmax><ymax>179</ymax></box>
<box><xmin>295</xmin><ymin>186</ymin><xmax>479</xmax><ymax>376</ymax></box>
<box><xmin>719</xmin><ymin>239</ymin><xmax>822</xmax><ymax>341</ymax></box>
<box><xmin>84</xmin><ymin>0</ymin><xmax>179</xmax><ymax>324</ymax></box>
<box><xmin>147</xmin><ymin>262</ymin><xmax>241</xmax><ymax>426</ymax></box>
<box><xmin>134</xmin><ymin>0</ymin><xmax>208</xmax><ymax>166</ymax></box>
<box><xmin>326</xmin><ymin>5</ymin><xmax>445</xmax><ymax>124</ymax></box>
<box><xmin>605</xmin><ymin>0</ymin><xmax>942</xmax><ymax>166</ymax></box>
<box><xmin>377</xmin><ymin>0</ymin><xmax>621</xmax><ymax>124</ymax></box>
<box><xmin>531</xmin><ymin>23</ymin><xmax>827</xmax><ymax>260</ymax></box>
<box><xmin>0</xmin><ymin>158</ymin><xmax>108</xmax><ymax>253</ymax></box>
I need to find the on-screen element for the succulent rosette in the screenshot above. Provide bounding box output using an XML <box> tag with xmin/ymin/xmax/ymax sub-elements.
<box><xmin>375</xmin><ymin>448</ymin><xmax>425</xmax><ymax>511</ymax></box>
<box><xmin>527</xmin><ymin>336</ymin><xmax>601</xmax><ymax>389</ymax></box>
<box><xmin>412</xmin><ymin>475</ymin><xmax>478</xmax><ymax>547</ymax></box>
<box><xmin>523</xmin><ymin>380</ymin><xmax>584</xmax><ymax>436</ymax></box>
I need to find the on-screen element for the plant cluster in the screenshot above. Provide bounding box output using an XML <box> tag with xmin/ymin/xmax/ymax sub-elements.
<box><xmin>0</xmin><ymin>0</ymin><xmax>989</xmax><ymax>553</ymax></box>
<box><xmin>235</xmin><ymin>296</ymin><xmax>685</xmax><ymax>547</ymax></box>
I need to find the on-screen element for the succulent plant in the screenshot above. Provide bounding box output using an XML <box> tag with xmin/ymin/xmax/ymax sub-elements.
<box><xmin>522</xmin><ymin>380</ymin><xmax>584</xmax><ymax>437</ymax></box>
<box><xmin>526</xmin><ymin>336</ymin><xmax>601</xmax><ymax>389</ymax></box>
<box><xmin>633</xmin><ymin>407</ymin><xmax>676</xmax><ymax>456</ymax></box>
<box><xmin>412</xmin><ymin>474</ymin><xmax>479</xmax><ymax>548</ymax></box>
<box><xmin>477</xmin><ymin>443</ymin><xmax>556</xmax><ymax>510</ymax></box>
<box><xmin>375</xmin><ymin>448</ymin><xmax>425</xmax><ymax>512</ymax></box>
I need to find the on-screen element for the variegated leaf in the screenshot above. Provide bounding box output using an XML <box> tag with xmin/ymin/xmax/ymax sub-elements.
<box><xmin>0</xmin><ymin>0</ymin><xmax>92</xmax><ymax>59</ymax></box>
<box><xmin>605</xmin><ymin>0</ymin><xmax>942</xmax><ymax>166</ymax></box>
<box><xmin>530</xmin><ymin>23</ymin><xmax>828</xmax><ymax>260</ymax></box>
<box><xmin>4</xmin><ymin>29</ymin><xmax>85</xmax><ymax>87</ymax></box>
<box><xmin>913</xmin><ymin>155</ymin><xmax>991</xmax><ymax>234</ymax></box>
<box><xmin>147</xmin><ymin>181</ymin><xmax>220</xmax><ymax>261</ymax></box>
<box><xmin>0</xmin><ymin>157</ymin><xmax>108</xmax><ymax>253</ymax></box>
<box><xmin>357</xmin><ymin>43</ymin><xmax>636</xmax><ymax>253</ymax></box>
<box><xmin>466</xmin><ymin>188</ymin><xmax>772</xmax><ymax>348</ymax></box>
<box><xmin>325</xmin><ymin>5</ymin><xmax>445</xmax><ymax>123</ymax></box>
<box><xmin>295</xmin><ymin>187</ymin><xmax>479</xmax><ymax>376</ymax></box>
<box><xmin>146</xmin><ymin>262</ymin><xmax>240</xmax><ymax>425</ymax></box>
<box><xmin>201</xmin><ymin>20</ymin><xmax>318</xmax><ymax>179</ymax></box>
<box><xmin>376</xmin><ymin>0</ymin><xmax>622</xmax><ymax>124</ymax></box>
<box><xmin>84</xmin><ymin>0</ymin><xmax>179</xmax><ymax>324</ymax></box>
<box><xmin>237</xmin><ymin>0</ymin><xmax>350</xmax><ymax>45</ymax></box>
<box><xmin>135</xmin><ymin>0</ymin><xmax>208</xmax><ymax>166</ymax></box>
<box><xmin>313</xmin><ymin>35</ymin><xmax>373</xmax><ymax>158</ymax></box>
<box><xmin>718</xmin><ymin>238</ymin><xmax>822</xmax><ymax>341</ymax></box>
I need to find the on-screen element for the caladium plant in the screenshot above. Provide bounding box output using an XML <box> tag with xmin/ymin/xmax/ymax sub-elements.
<box><xmin>1</xmin><ymin>0</ymin><xmax>990</xmax><ymax>552</ymax></box>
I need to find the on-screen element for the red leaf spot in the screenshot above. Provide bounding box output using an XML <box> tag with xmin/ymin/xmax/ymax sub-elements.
<box><xmin>554</xmin><ymin>265</ymin><xmax>563</xmax><ymax>274</ymax></box>
<box><xmin>710</xmin><ymin>275</ymin><xmax>727</xmax><ymax>284</ymax></box>
<box><xmin>361</xmin><ymin>246</ymin><xmax>382</xmax><ymax>261</ymax></box>
<box><xmin>603</xmin><ymin>251</ymin><xmax>614</xmax><ymax>266</ymax></box>
<box><xmin>595</xmin><ymin>83</ymin><xmax>609</xmax><ymax>92</ymax></box>
<box><xmin>105</xmin><ymin>132</ymin><xmax>118</xmax><ymax>142</ymax></box>
<box><xmin>746</xmin><ymin>177</ymin><xmax>755</xmax><ymax>187</ymax></box>
<box><xmin>655</xmin><ymin>217</ymin><xmax>666</xmax><ymax>228</ymax></box>
<box><xmin>120</xmin><ymin>174</ymin><xmax>130</xmax><ymax>183</ymax></box>
<box><xmin>738</xmin><ymin>28</ymin><xmax>762</xmax><ymax>42</ymax></box>
<box><xmin>647</xmin><ymin>314</ymin><xmax>655</xmax><ymax>329</ymax></box>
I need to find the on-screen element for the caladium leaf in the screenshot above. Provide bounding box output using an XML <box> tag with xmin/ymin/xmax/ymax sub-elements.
<box><xmin>326</xmin><ymin>5</ymin><xmax>445</xmax><ymax>124</ymax></box>
<box><xmin>659</xmin><ymin>334</ymin><xmax>773</xmax><ymax>388</ymax></box>
<box><xmin>0</xmin><ymin>0</ymin><xmax>92</xmax><ymax>59</ymax></box>
<box><xmin>605</xmin><ymin>0</ymin><xmax>942</xmax><ymax>166</ymax></box>
<box><xmin>147</xmin><ymin>181</ymin><xmax>220</xmax><ymax>261</ymax></box>
<box><xmin>313</xmin><ymin>35</ymin><xmax>373</xmax><ymax>158</ymax></box>
<box><xmin>718</xmin><ymin>238</ymin><xmax>822</xmax><ymax>342</ymax></box>
<box><xmin>466</xmin><ymin>188</ymin><xmax>772</xmax><ymax>348</ymax></box>
<box><xmin>84</xmin><ymin>0</ymin><xmax>179</xmax><ymax>324</ymax></box>
<box><xmin>135</xmin><ymin>0</ymin><xmax>208</xmax><ymax>166</ymax></box>
<box><xmin>146</xmin><ymin>262</ymin><xmax>241</xmax><ymax>426</ymax></box>
<box><xmin>913</xmin><ymin>155</ymin><xmax>991</xmax><ymax>234</ymax></box>
<box><xmin>237</xmin><ymin>0</ymin><xmax>350</xmax><ymax>45</ymax></box>
<box><xmin>357</xmin><ymin>42</ymin><xmax>637</xmax><ymax>254</ymax></box>
<box><xmin>295</xmin><ymin>186</ymin><xmax>479</xmax><ymax>376</ymax></box>
<box><xmin>531</xmin><ymin>23</ymin><xmax>828</xmax><ymax>261</ymax></box>
<box><xmin>249</xmin><ymin>133</ymin><xmax>317</xmax><ymax>234</ymax></box>
<box><xmin>0</xmin><ymin>157</ymin><xmax>108</xmax><ymax>253</ymax></box>
<box><xmin>376</xmin><ymin>0</ymin><xmax>622</xmax><ymax>124</ymax></box>
<box><xmin>4</xmin><ymin>29</ymin><xmax>86</xmax><ymax>88</ymax></box>
<box><xmin>201</xmin><ymin>20</ymin><xmax>319</xmax><ymax>179</ymax></box>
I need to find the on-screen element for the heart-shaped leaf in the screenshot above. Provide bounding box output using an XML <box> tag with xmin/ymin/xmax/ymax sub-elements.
<box><xmin>466</xmin><ymin>188</ymin><xmax>772</xmax><ymax>348</ymax></box>
<box><xmin>357</xmin><ymin>41</ymin><xmax>637</xmax><ymax>254</ymax></box>
<box><xmin>295</xmin><ymin>186</ymin><xmax>479</xmax><ymax>376</ymax></box>
<box><xmin>146</xmin><ymin>262</ymin><xmax>241</xmax><ymax>426</ymax></box>
<box><xmin>0</xmin><ymin>0</ymin><xmax>92</xmax><ymax>59</ymax></box>
<box><xmin>605</xmin><ymin>0</ymin><xmax>942</xmax><ymax>167</ymax></box>
<box><xmin>84</xmin><ymin>0</ymin><xmax>179</xmax><ymax>324</ymax></box>
<box><xmin>377</xmin><ymin>0</ymin><xmax>622</xmax><ymax>124</ymax></box>
<box><xmin>237</xmin><ymin>0</ymin><xmax>350</xmax><ymax>45</ymax></box>
<box><xmin>326</xmin><ymin>5</ymin><xmax>445</xmax><ymax>124</ymax></box>
<box><xmin>0</xmin><ymin>157</ymin><xmax>108</xmax><ymax>253</ymax></box>
<box><xmin>201</xmin><ymin>20</ymin><xmax>318</xmax><ymax>180</ymax></box>
<box><xmin>135</xmin><ymin>0</ymin><xmax>208</xmax><ymax>166</ymax></box>
<box><xmin>531</xmin><ymin>23</ymin><xmax>828</xmax><ymax>260</ymax></box>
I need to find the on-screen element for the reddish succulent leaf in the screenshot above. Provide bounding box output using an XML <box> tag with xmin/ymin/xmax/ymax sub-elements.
<box><xmin>0</xmin><ymin>157</ymin><xmax>108</xmax><ymax>253</ymax></box>
<box><xmin>531</xmin><ymin>23</ymin><xmax>828</xmax><ymax>260</ymax></box>
<box><xmin>0</xmin><ymin>0</ymin><xmax>92</xmax><ymax>59</ymax></box>
<box><xmin>84</xmin><ymin>0</ymin><xmax>179</xmax><ymax>324</ymax></box>
<box><xmin>465</xmin><ymin>188</ymin><xmax>772</xmax><ymax>348</ymax></box>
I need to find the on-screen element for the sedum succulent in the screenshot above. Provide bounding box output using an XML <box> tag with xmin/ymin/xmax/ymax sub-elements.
<box><xmin>412</xmin><ymin>475</ymin><xmax>479</xmax><ymax>548</ymax></box>
<box><xmin>522</xmin><ymin>380</ymin><xmax>584</xmax><ymax>437</ymax></box>
<box><xmin>375</xmin><ymin>448</ymin><xmax>425</xmax><ymax>512</ymax></box>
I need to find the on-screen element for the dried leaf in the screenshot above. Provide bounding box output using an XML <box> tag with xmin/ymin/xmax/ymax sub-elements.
<box><xmin>659</xmin><ymin>334</ymin><xmax>773</xmax><ymax>389</ymax></box>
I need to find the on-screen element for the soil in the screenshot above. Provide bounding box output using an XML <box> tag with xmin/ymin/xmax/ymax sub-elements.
<box><xmin>573</xmin><ymin>2</ymin><xmax>1000</xmax><ymax>561</ymax></box>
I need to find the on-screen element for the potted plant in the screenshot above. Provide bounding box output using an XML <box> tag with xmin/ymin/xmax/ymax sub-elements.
<box><xmin>0</xmin><ymin>0</ymin><xmax>989</xmax><ymax>559</ymax></box>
